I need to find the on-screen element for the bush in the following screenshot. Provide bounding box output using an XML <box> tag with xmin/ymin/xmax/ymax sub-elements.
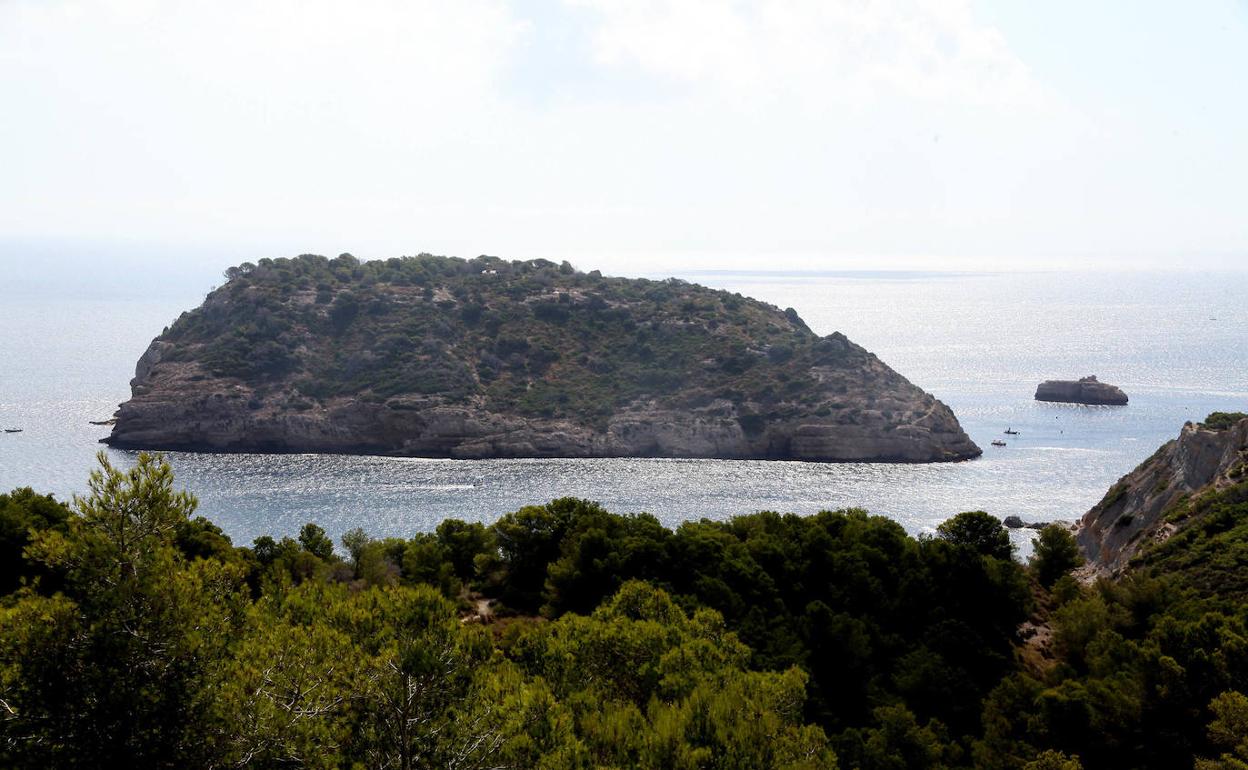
<box><xmin>937</xmin><ymin>511</ymin><xmax>1014</xmax><ymax>560</ymax></box>
<box><xmin>1203</xmin><ymin>412</ymin><xmax>1248</xmax><ymax>431</ymax></box>
<box><xmin>1030</xmin><ymin>525</ymin><xmax>1083</xmax><ymax>588</ymax></box>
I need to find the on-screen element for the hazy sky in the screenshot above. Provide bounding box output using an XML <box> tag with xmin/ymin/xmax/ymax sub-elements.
<box><xmin>2</xmin><ymin>0</ymin><xmax>1246</xmax><ymax>281</ymax></box>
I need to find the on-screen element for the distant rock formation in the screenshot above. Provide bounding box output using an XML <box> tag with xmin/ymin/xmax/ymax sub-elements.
<box><xmin>1002</xmin><ymin>515</ymin><xmax>1059</xmax><ymax>530</ymax></box>
<box><xmin>105</xmin><ymin>253</ymin><xmax>981</xmax><ymax>463</ymax></box>
<box><xmin>1076</xmin><ymin>413</ymin><xmax>1248</xmax><ymax>575</ymax></box>
<box><xmin>1034</xmin><ymin>376</ymin><xmax>1128</xmax><ymax>406</ymax></box>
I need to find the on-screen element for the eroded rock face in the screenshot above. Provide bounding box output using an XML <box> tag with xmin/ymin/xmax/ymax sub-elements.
<box><xmin>107</xmin><ymin>360</ymin><xmax>979</xmax><ymax>462</ymax></box>
<box><xmin>1077</xmin><ymin>416</ymin><xmax>1248</xmax><ymax>575</ymax></box>
<box><xmin>105</xmin><ymin>254</ymin><xmax>980</xmax><ymax>463</ymax></box>
<box><xmin>1035</xmin><ymin>376</ymin><xmax>1128</xmax><ymax>406</ymax></box>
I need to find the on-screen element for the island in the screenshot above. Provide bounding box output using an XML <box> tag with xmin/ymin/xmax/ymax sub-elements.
<box><xmin>1034</xmin><ymin>375</ymin><xmax>1128</xmax><ymax>405</ymax></box>
<box><xmin>104</xmin><ymin>253</ymin><xmax>981</xmax><ymax>462</ymax></box>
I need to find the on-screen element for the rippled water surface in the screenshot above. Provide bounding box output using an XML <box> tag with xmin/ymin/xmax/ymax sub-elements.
<box><xmin>2</xmin><ymin>270</ymin><xmax>1245</xmax><ymax>554</ymax></box>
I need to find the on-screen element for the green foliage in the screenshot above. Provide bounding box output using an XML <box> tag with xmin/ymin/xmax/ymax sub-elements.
<box><xmin>340</xmin><ymin>525</ymin><xmax>369</xmax><ymax>565</ymax></box>
<box><xmin>1197</xmin><ymin>691</ymin><xmax>1248</xmax><ymax>769</ymax></box>
<box><xmin>1025</xmin><ymin>750</ymin><xmax>1085</xmax><ymax>769</ymax></box>
<box><xmin>298</xmin><ymin>522</ymin><xmax>335</xmax><ymax>560</ymax></box>
<box><xmin>976</xmin><ymin>560</ymin><xmax>1248</xmax><ymax>770</ymax></box>
<box><xmin>841</xmin><ymin>703</ymin><xmax>960</xmax><ymax>770</ymax></box>
<box><xmin>355</xmin><ymin>538</ymin><xmax>401</xmax><ymax>589</ymax></box>
<box><xmin>213</xmin><ymin>580</ymin><xmax>541</xmax><ymax>769</ymax></box>
<box><xmin>0</xmin><ymin>452</ymin><xmax>248</xmax><ymax>768</ymax></box>
<box><xmin>491</xmin><ymin>501</ymin><xmax>1030</xmax><ymax>744</ymax></box>
<box><xmin>513</xmin><ymin>580</ymin><xmax>750</xmax><ymax>703</ymax></box>
<box><xmin>401</xmin><ymin>534</ymin><xmax>457</xmax><ymax>596</ymax></box>
<box><xmin>435</xmin><ymin>518</ymin><xmax>494</xmax><ymax>583</ymax></box>
<box><xmin>1101</xmin><ymin>483</ymin><xmax>1129</xmax><ymax>510</ymax></box>
<box><xmin>212</xmin><ymin>582</ymin><xmax>358</xmax><ymax>765</ymax></box>
<box><xmin>1137</xmin><ymin>480</ymin><xmax>1248</xmax><ymax>599</ymax></box>
<box><xmin>13</xmin><ymin>453</ymin><xmax>1248</xmax><ymax>769</ymax></box>
<box><xmin>543</xmin><ymin>508</ymin><xmax>671</xmax><ymax>616</ymax></box>
<box><xmin>509</xmin><ymin>581</ymin><xmax>838</xmax><ymax>769</ymax></box>
<box><xmin>1031</xmin><ymin>525</ymin><xmax>1084</xmax><ymax>588</ymax></box>
<box><xmin>162</xmin><ymin>253</ymin><xmax>842</xmax><ymax>423</ymax></box>
<box><xmin>1202</xmin><ymin>413</ymin><xmax>1248</xmax><ymax>431</ymax></box>
<box><xmin>0</xmin><ymin>487</ymin><xmax>70</xmax><ymax>593</ymax></box>
<box><xmin>490</xmin><ymin>497</ymin><xmax>602</xmax><ymax>611</ymax></box>
<box><xmin>938</xmin><ymin>510</ymin><xmax>1014</xmax><ymax>560</ymax></box>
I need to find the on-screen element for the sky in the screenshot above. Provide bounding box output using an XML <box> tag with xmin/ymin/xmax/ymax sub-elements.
<box><xmin>2</xmin><ymin>0</ymin><xmax>1246</xmax><ymax>287</ymax></box>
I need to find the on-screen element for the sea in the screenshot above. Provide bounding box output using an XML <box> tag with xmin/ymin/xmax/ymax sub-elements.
<box><xmin>2</xmin><ymin>269</ymin><xmax>1246</xmax><ymax>556</ymax></box>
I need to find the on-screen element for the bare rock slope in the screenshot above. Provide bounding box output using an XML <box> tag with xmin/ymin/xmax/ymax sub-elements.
<box><xmin>106</xmin><ymin>254</ymin><xmax>980</xmax><ymax>463</ymax></box>
<box><xmin>1077</xmin><ymin>412</ymin><xmax>1248</xmax><ymax>575</ymax></box>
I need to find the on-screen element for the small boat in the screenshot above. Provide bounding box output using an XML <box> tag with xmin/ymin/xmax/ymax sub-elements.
<box><xmin>991</xmin><ymin>440</ymin><xmax>1007</xmax><ymax>447</ymax></box>
<box><xmin>88</xmin><ymin>419</ymin><xmax>116</xmax><ymax>426</ymax></box>
<box><xmin>1004</xmin><ymin>428</ymin><xmax>1019</xmax><ymax>435</ymax></box>
<box><xmin>4</xmin><ymin>428</ymin><xmax>22</xmax><ymax>433</ymax></box>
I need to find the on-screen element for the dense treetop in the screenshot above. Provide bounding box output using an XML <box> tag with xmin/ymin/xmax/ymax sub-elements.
<box><xmin>1202</xmin><ymin>412</ymin><xmax>1248</xmax><ymax>431</ymax></box>
<box><xmin>4</xmin><ymin>452</ymin><xmax>1248</xmax><ymax>768</ymax></box>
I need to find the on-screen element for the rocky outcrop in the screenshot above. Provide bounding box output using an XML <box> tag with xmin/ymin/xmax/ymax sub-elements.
<box><xmin>105</xmin><ymin>253</ymin><xmax>980</xmax><ymax>463</ymax></box>
<box><xmin>108</xmin><ymin>382</ymin><xmax>977</xmax><ymax>462</ymax></box>
<box><xmin>1076</xmin><ymin>415</ymin><xmax>1248</xmax><ymax>575</ymax></box>
<box><xmin>1002</xmin><ymin>516</ymin><xmax>1062</xmax><ymax>530</ymax></box>
<box><xmin>1035</xmin><ymin>376</ymin><xmax>1128</xmax><ymax>406</ymax></box>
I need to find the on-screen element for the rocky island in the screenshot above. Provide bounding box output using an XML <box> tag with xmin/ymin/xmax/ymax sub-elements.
<box><xmin>1034</xmin><ymin>375</ymin><xmax>1128</xmax><ymax>405</ymax></box>
<box><xmin>105</xmin><ymin>253</ymin><xmax>980</xmax><ymax>462</ymax></box>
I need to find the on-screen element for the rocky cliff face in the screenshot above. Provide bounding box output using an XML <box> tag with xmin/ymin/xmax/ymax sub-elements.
<box><xmin>1077</xmin><ymin>414</ymin><xmax>1248</xmax><ymax>575</ymax></box>
<box><xmin>1035</xmin><ymin>376</ymin><xmax>1128</xmax><ymax>406</ymax></box>
<box><xmin>106</xmin><ymin>254</ymin><xmax>980</xmax><ymax>463</ymax></box>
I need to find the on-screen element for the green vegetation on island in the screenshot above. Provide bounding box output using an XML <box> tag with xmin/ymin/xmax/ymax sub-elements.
<box><xmin>4</xmin><ymin>436</ymin><xmax>1248</xmax><ymax>768</ymax></box>
<box><xmin>1201</xmin><ymin>412</ymin><xmax>1248</xmax><ymax>432</ymax></box>
<box><xmin>180</xmin><ymin>254</ymin><xmax>824</xmax><ymax>417</ymax></box>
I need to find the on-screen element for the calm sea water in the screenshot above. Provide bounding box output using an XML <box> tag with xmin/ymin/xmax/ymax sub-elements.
<box><xmin>2</xmin><ymin>270</ymin><xmax>1245</xmax><ymax>555</ymax></box>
